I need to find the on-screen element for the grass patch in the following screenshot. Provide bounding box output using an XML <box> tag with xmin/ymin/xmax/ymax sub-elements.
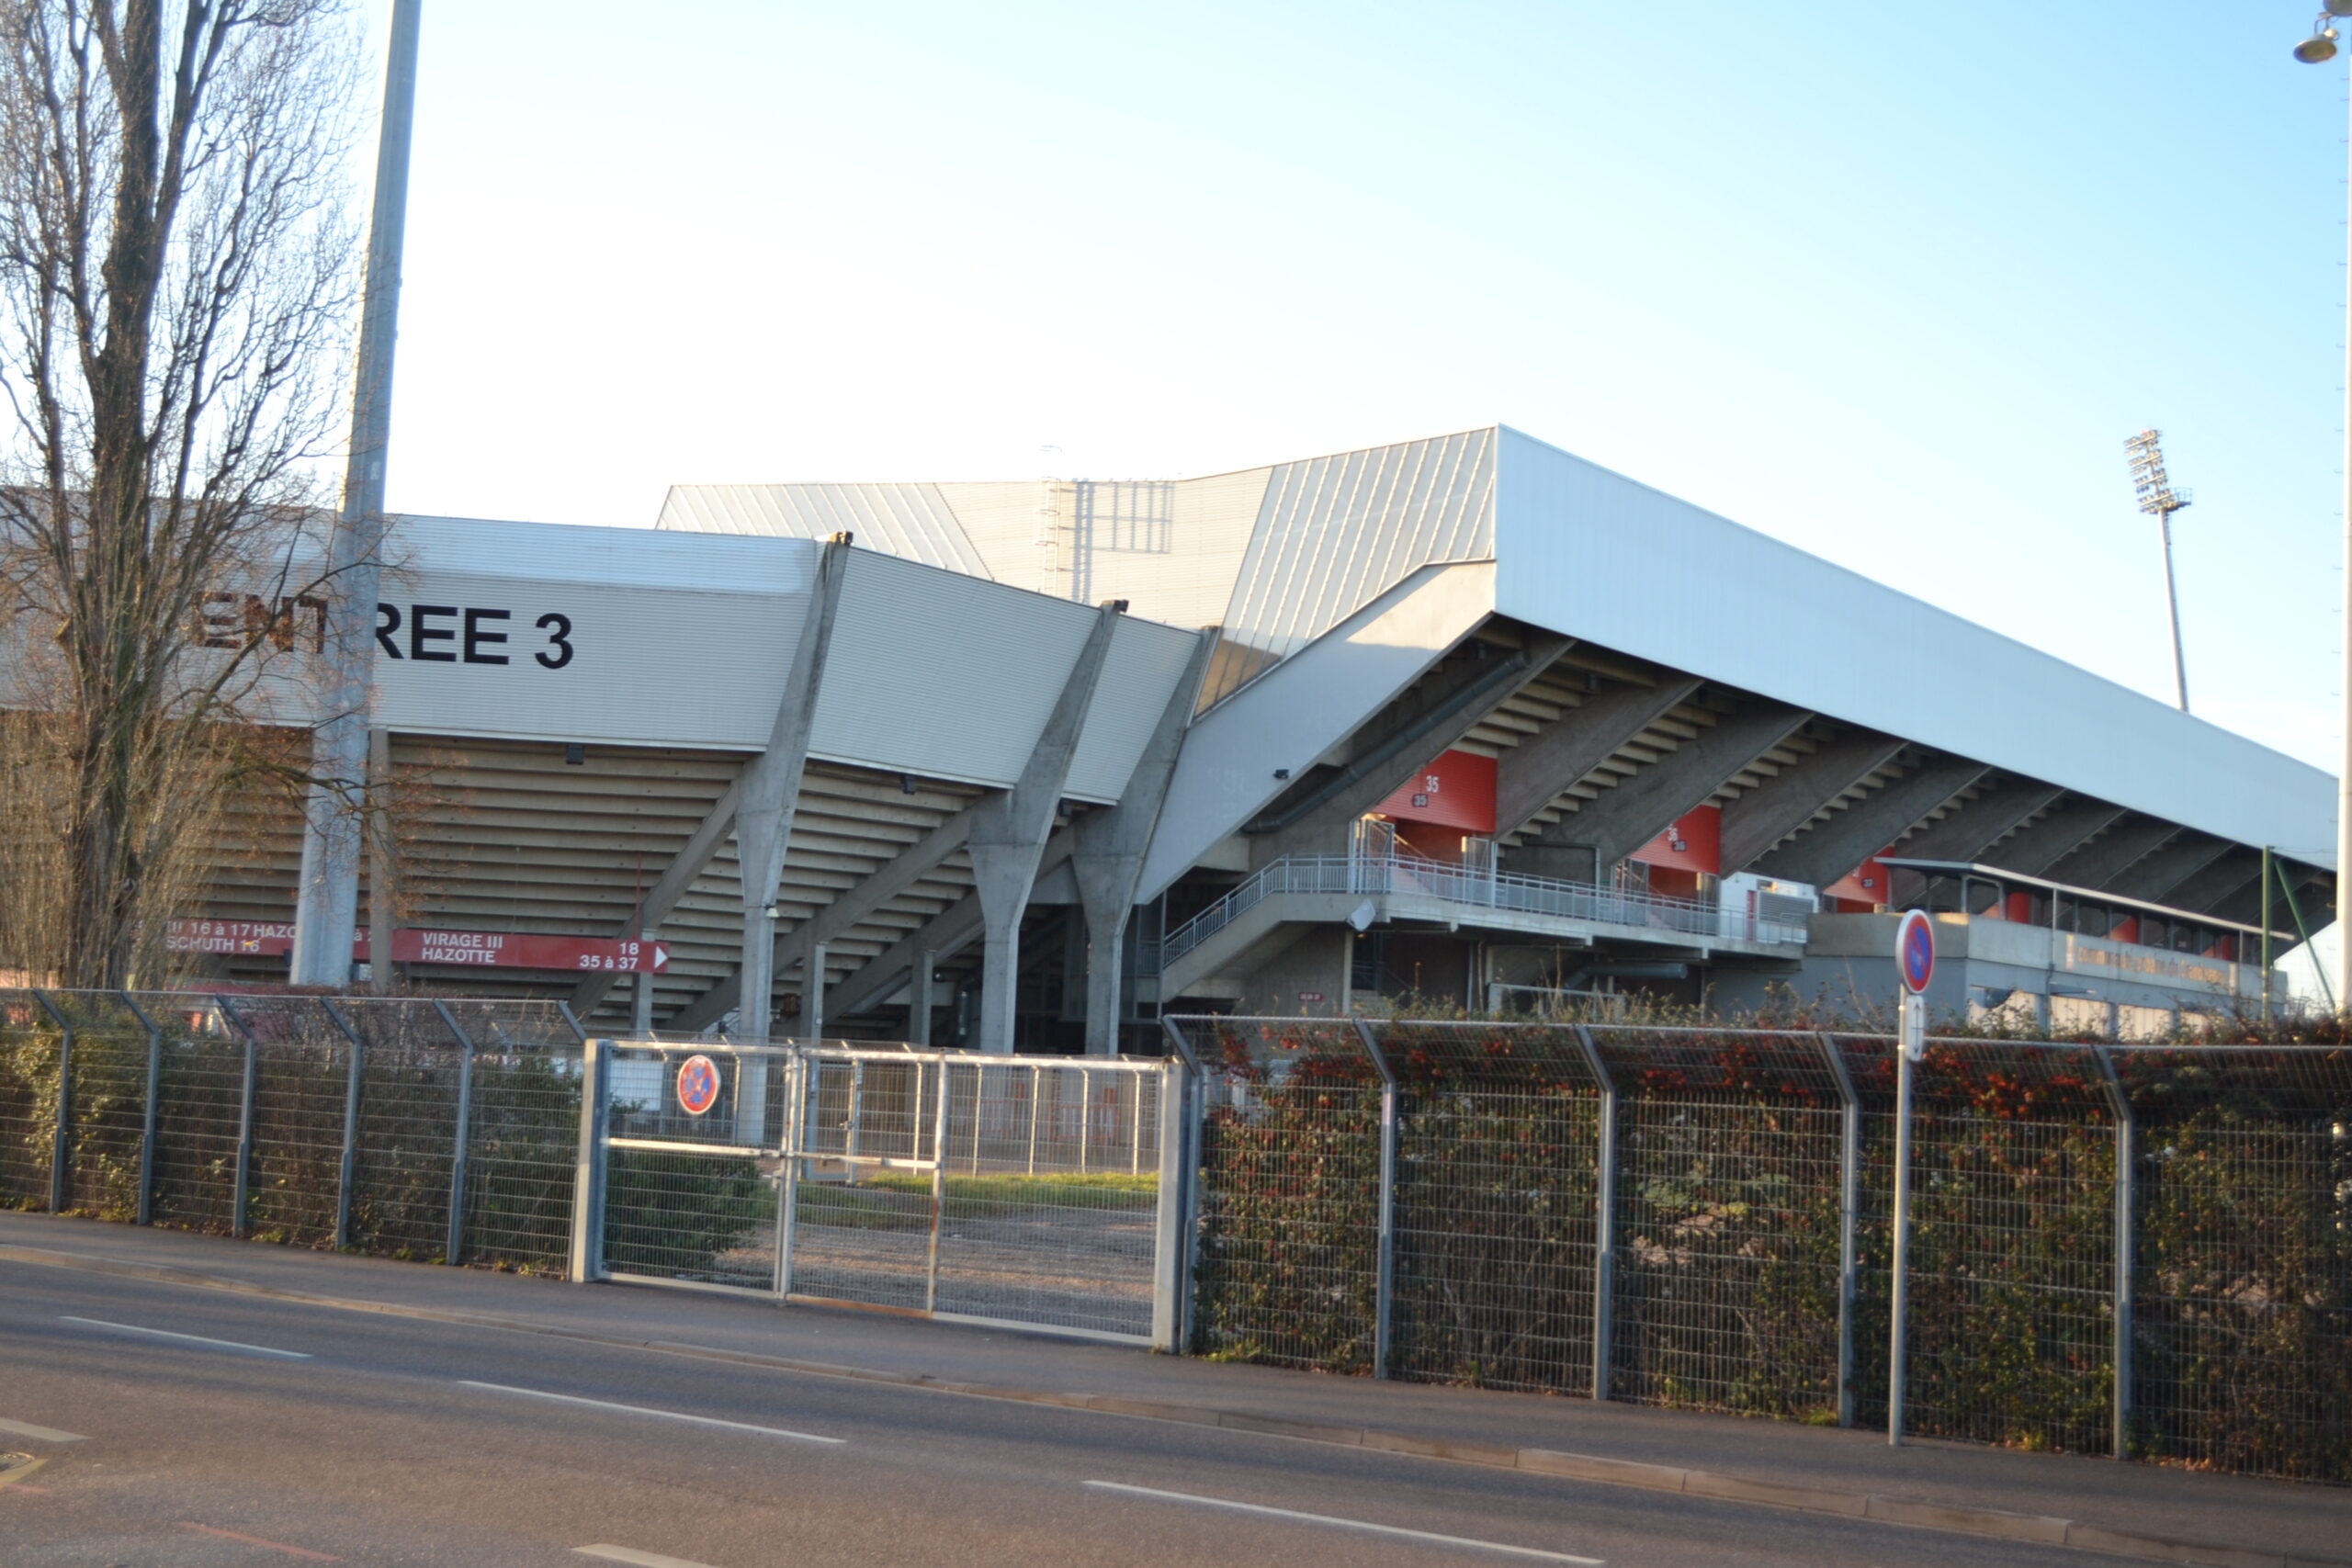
<box><xmin>793</xmin><ymin>1170</ymin><xmax>1158</xmax><ymax>1230</ymax></box>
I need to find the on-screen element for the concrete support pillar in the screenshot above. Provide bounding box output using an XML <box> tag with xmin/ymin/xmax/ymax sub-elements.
<box><xmin>733</xmin><ymin>542</ymin><xmax>851</xmax><ymax>1043</ymax></box>
<box><xmin>1069</xmin><ymin>631</ymin><xmax>1216</xmax><ymax>1055</ymax></box>
<box><xmin>967</xmin><ymin>604</ymin><xmax>1124</xmax><ymax>1053</ymax></box>
<box><xmin>910</xmin><ymin>950</ymin><xmax>935</xmax><ymax>1046</ymax></box>
<box><xmin>806</xmin><ymin>942</ymin><xmax>826</xmax><ymax>1042</ymax></box>
<box><xmin>969</xmin><ymin>857</ymin><xmax>1033</xmax><ymax>1055</ymax></box>
<box><xmin>740</xmin><ymin>908</ymin><xmax>777</xmax><ymax>1042</ymax></box>
<box><xmin>1080</xmin><ymin>900</ymin><xmax>1127</xmax><ymax>1056</ymax></box>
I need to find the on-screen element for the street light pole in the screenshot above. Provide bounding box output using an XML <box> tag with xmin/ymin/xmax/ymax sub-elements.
<box><xmin>2340</xmin><ymin>59</ymin><xmax>2350</xmax><ymax>1019</ymax></box>
<box><xmin>290</xmin><ymin>0</ymin><xmax>424</xmax><ymax>986</ymax></box>
<box><xmin>2124</xmin><ymin>430</ymin><xmax>2193</xmax><ymax>711</ymax></box>
<box><xmin>2292</xmin><ymin>6</ymin><xmax>2352</xmax><ymax>1012</ymax></box>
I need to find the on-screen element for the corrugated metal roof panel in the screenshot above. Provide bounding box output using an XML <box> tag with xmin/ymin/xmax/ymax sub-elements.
<box><xmin>1199</xmin><ymin>429</ymin><xmax>1495</xmax><ymax>706</ymax></box>
<box><xmin>657</xmin><ymin>483</ymin><xmax>992</xmax><ymax>579</ymax></box>
<box><xmin>932</xmin><ymin>480</ymin><xmax>1052</xmax><ymax>587</ymax></box>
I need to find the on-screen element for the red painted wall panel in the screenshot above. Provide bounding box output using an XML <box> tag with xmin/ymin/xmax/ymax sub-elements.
<box><xmin>1823</xmin><ymin>851</ymin><xmax>1894</xmax><ymax>909</ymax></box>
<box><xmin>1627</xmin><ymin>805</ymin><xmax>1721</xmax><ymax>877</ymax></box>
<box><xmin>1374</xmin><ymin>749</ymin><xmax>1498</xmax><ymax>835</ymax></box>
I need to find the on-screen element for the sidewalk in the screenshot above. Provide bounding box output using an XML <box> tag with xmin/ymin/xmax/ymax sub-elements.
<box><xmin>1</xmin><ymin>1209</ymin><xmax>2342</xmax><ymax>1568</ymax></box>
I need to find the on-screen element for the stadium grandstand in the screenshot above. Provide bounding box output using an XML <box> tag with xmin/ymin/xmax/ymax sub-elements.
<box><xmin>172</xmin><ymin>424</ymin><xmax>2333</xmax><ymax>1047</ymax></box>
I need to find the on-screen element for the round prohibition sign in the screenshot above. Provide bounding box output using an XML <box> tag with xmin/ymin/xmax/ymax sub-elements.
<box><xmin>1895</xmin><ymin>908</ymin><xmax>1936</xmax><ymax>996</ymax></box>
<box><xmin>675</xmin><ymin>1053</ymin><xmax>722</xmax><ymax>1117</ymax></box>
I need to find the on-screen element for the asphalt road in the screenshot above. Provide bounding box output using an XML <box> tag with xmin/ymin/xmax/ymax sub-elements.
<box><xmin>0</xmin><ymin>1263</ymin><xmax>2132</xmax><ymax>1568</ymax></box>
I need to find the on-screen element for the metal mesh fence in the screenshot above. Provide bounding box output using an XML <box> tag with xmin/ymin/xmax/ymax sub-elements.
<box><xmin>2113</xmin><ymin>1045</ymin><xmax>2352</xmax><ymax>1481</ymax></box>
<box><xmin>604</xmin><ymin>1043</ymin><xmax>782</xmax><ymax>1290</ymax></box>
<box><xmin>1594</xmin><ymin>1027</ymin><xmax>1849</xmax><ymax>1421</ymax></box>
<box><xmin>787</xmin><ymin>1052</ymin><xmax>943</xmax><ymax>1312</ymax></box>
<box><xmin>579</xmin><ymin>1044</ymin><xmax>1170</xmax><ymax>1340</ymax></box>
<box><xmin>0</xmin><ymin>988</ymin><xmax>585</xmax><ymax>1276</ymax></box>
<box><xmin>462</xmin><ymin>1046</ymin><xmax>582</xmax><ymax>1274</ymax></box>
<box><xmin>929</xmin><ymin>1059</ymin><xmax>1159</xmax><ymax>1338</ymax></box>
<box><xmin>8</xmin><ymin>994</ymin><xmax>2338</xmax><ymax>1483</ymax></box>
<box><xmin>212</xmin><ymin>996</ymin><xmax>352</xmax><ymax>1248</ymax></box>
<box><xmin>1180</xmin><ymin>1018</ymin><xmax>1385</xmax><ymax>1372</ymax></box>
<box><xmin>1165</xmin><ymin>1017</ymin><xmax>2352</xmax><ymax>1485</ymax></box>
<box><xmin>1848</xmin><ymin>1037</ymin><xmax>2122</xmax><ymax>1456</ymax></box>
<box><xmin>449</xmin><ymin>992</ymin><xmax>584</xmax><ymax>1275</ymax></box>
<box><xmin>44</xmin><ymin>992</ymin><xmax>153</xmax><ymax>1223</ymax></box>
<box><xmin>1379</xmin><ymin>1019</ymin><xmax>1602</xmax><ymax>1394</ymax></box>
<box><xmin>140</xmin><ymin>994</ymin><xmax>250</xmax><ymax>1233</ymax></box>
<box><xmin>0</xmin><ymin>991</ymin><xmax>55</xmax><ymax>1209</ymax></box>
<box><xmin>334</xmin><ymin>998</ymin><xmax>467</xmax><ymax>1261</ymax></box>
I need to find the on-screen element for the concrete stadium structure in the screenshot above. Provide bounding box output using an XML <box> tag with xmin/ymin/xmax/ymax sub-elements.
<box><xmin>200</xmin><ymin>425</ymin><xmax>2331</xmax><ymax>1045</ymax></box>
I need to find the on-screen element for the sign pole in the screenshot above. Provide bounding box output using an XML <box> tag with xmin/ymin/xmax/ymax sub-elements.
<box><xmin>1888</xmin><ymin>909</ymin><xmax>1935</xmax><ymax>1448</ymax></box>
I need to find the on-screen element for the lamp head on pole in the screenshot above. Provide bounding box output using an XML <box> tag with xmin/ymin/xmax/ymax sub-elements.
<box><xmin>2329</xmin><ymin>0</ymin><xmax>2352</xmax><ymax>17</ymax></box>
<box><xmin>2298</xmin><ymin>22</ymin><xmax>2341</xmax><ymax>62</ymax></box>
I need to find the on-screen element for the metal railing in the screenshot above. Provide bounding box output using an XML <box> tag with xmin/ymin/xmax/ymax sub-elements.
<box><xmin>1163</xmin><ymin>1016</ymin><xmax>2352</xmax><ymax>1485</ymax></box>
<box><xmin>1153</xmin><ymin>854</ymin><xmax>1810</xmax><ymax>972</ymax></box>
<box><xmin>0</xmin><ymin>989</ymin><xmax>584</xmax><ymax>1274</ymax></box>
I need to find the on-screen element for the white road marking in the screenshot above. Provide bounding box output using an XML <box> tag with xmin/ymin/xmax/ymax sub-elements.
<box><xmin>60</xmin><ymin>1316</ymin><xmax>311</xmax><ymax>1359</ymax></box>
<box><xmin>575</xmin><ymin>1549</ymin><xmax>726</xmax><ymax>1568</ymax></box>
<box><xmin>459</xmin><ymin>1382</ymin><xmax>843</xmax><ymax>1445</ymax></box>
<box><xmin>1083</xmin><ymin>1480</ymin><xmax>1606</xmax><ymax>1564</ymax></box>
<box><xmin>0</xmin><ymin>1417</ymin><xmax>86</xmax><ymax>1443</ymax></box>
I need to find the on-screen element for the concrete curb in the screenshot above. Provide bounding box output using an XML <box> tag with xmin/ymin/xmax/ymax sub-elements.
<box><xmin>4</xmin><ymin>1240</ymin><xmax>2342</xmax><ymax>1568</ymax></box>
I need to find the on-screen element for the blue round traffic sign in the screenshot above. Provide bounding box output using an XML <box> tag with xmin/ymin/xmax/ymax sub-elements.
<box><xmin>1895</xmin><ymin>909</ymin><xmax>1936</xmax><ymax>995</ymax></box>
<box><xmin>675</xmin><ymin>1054</ymin><xmax>721</xmax><ymax>1117</ymax></box>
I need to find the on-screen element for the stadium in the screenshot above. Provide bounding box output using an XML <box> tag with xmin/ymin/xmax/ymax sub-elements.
<box><xmin>177</xmin><ymin>423</ymin><xmax>2335</xmax><ymax>1049</ymax></box>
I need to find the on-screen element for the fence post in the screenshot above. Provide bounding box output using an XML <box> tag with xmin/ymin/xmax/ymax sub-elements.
<box><xmin>924</xmin><ymin>1054</ymin><xmax>950</xmax><ymax>1314</ymax></box>
<box><xmin>213</xmin><ymin>996</ymin><xmax>259</xmax><ymax>1239</ymax></box>
<box><xmin>434</xmin><ymin>999</ymin><xmax>475</xmax><ymax>1266</ymax></box>
<box><xmin>1025</xmin><ymin>1065</ymin><xmax>1040</xmax><ymax>1173</ymax></box>
<box><xmin>1815</xmin><ymin>1032</ymin><xmax>1861</xmax><ymax>1428</ymax></box>
<box><xmin>1888</xmin><ymin>1034</ymin><xmax>1917</xmax><ymax>1447</ymax></box>
<box><xmin>2094</xmin><ymin>1046</ymin><xmax>2135</xmax><ymax>1461</ymax></box>
<box><xmin>568</xmin><ymin>1036</ymin><xmax>605</xmax><ymax>1283</ymax></box>
<box><xmin>846</xmin><ymin>1059</ymin><xmax>865</xmax><ymax>1168</ymax></box>
<box><xmin>1570</xmin><ymin>1024</ymin><xmax>1617</xmax><ymax>1403</ymax></box>
<box><xmin>1159</xmin><ymin>1017</ymin><xmax>1209</xmax><ymax>1354</ymax></box>
<box><xmin>117</xmin><ymin>993</ymin><xmax>162</xmax><ymax>1227</ymax></box>
<box><xmin>32</xmin><ymin>992</ymin><xmax>71</xmax><ymax>1214</ymax></box>
<box><xmin>1351</xmin><ymin>1019</ymin><xmax>1398</xmax><ymax>1381</ymax></box>
<box><xmin>319</xmin><ymin>1000</ymin><xmax>366</xmax><ymax>1252</ymax></box>
<box><xmin>777</xmin><ymin>1048</ymin><xmax>802</xmax><ymax>1300</ymax></box>
<box><xmin>1150</xmin><ymin>1058</ymin><xmax>1188</xmax><ymax>1351</ymax></box>
<box><xmin>1130</xmin><ymin>1073</ymin><xmax>1146</xmax><ymax>1175</ymax></box>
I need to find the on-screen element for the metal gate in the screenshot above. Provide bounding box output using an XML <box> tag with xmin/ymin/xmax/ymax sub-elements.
<box><xmin>570</xmin><ymin>1041</ymin><xmax>1186</xmax><ymax>1347</ymax></box>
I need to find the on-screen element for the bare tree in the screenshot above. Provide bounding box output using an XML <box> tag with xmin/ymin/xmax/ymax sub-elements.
<box><xmin>0</xmin><ymin>0</ymin><xmax>359</xmax><ymax>986</ymax></box>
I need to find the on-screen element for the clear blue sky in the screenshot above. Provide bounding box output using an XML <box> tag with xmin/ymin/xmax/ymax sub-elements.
<box><xmin>364</xmin><ymin>2</ymin><xmax>2351</xmax><ymax>777</ymax></box>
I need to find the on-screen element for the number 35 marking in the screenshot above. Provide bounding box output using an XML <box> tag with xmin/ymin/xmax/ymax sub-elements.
<box><xmin>536</xmin><ymin>613</ymin><xmax>573</xmax><ymax>669</ymax></box>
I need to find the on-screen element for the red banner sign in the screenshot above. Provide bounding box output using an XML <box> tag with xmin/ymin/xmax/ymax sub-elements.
<box><xmin>164</xmin><ymin>920</ymin><xmax>669</xmax><ymax>973</ymax></box>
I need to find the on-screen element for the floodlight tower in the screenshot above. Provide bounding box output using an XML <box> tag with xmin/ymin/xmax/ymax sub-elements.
<box><xmin>2124</xmin><ymin>429</ymin><xmax>2194</xmax><ymax>712</ymax></box>
<box><xmin>2294</xmin><ymin>2</ymin><xmax>2352</xmax><ymax>1015</ymax></box>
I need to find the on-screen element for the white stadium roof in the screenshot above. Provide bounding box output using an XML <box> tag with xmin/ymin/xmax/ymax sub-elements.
<box><xmin>658</xmin><ymin>423</ymin><xmax>2335</xmax><ymax>871</ymax></box>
